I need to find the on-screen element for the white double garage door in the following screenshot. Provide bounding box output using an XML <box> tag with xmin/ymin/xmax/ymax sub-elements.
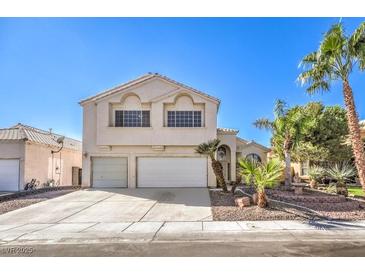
<box><xmin>92</xmin><ymin>157</ymin><xmax>207</xmax><ymax>188</ymax></box>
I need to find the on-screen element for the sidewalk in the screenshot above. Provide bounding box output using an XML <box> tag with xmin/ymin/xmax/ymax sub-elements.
<box><xmin>1</xmin><ymin>219</ymin><xmax>365</xmax><ymax>246</ymax></box>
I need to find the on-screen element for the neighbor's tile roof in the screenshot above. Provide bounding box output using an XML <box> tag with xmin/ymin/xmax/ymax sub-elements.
<box><xmin>217</xmin><ymin>127</ymin><xmax>239</xmax><ymax>134</ymax></box>
<box><xmin>79</xmin><ymin>72</ymin><xmax>221</xmax><ymax>105</ymax></box>
<box><xmin>0</xmin><ymin>123</ymin><xmax>81</xmax><ymax>151</ymax></box>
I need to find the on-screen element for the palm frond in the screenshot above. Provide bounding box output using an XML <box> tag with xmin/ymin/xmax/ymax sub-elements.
<box><xmin>298</xmin><ymin>51</ymin><xmax>318</xmax><ymax>68</ymax></box>
<box><xmin>306</xmin><ymin>80</ymin><xmax>330</xmax><ymax>95</ymax></box>
<box><xmin>195</xmin><ymin>139</ymin><xmax>221</xmax><ymax>157</ymax></box>
<box><xmin>274</xmin><ymin>99</ymin><xmax>287</xmax><ymax>117</ymax></box>
<box><xmin>253</xmin><ymin>118</ymin><xmax>273</xmax><ymax>130</ymax></box>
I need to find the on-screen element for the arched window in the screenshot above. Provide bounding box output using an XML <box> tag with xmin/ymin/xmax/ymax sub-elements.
<box><xmin>217</xmin><ymin>146</ymin><xmax>227</xmax><ymax>161</ymax></box>
<box><xmin>245</xmin><ymin>153</ymin><xmax>262</xmax><ymax>163</ymax></box>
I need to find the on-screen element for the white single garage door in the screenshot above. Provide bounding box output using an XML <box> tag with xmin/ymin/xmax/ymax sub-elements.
<box><xmin>0</xmin><ymin>159</ymin><xmax>20</xmax><ymax>192</ymax></box>
<box><xmin>92</xmin><ymin>157</ymin><xmax>128</xmax><ymax>188</ymax></box>
<box><xmin>137</xmin><ymin>157</ymin><xmax>207</xmax><ymax>187</ymax></box>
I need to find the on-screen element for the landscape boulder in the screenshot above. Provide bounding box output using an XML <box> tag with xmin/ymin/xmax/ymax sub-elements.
<box><xmin>235</xmin><ymin>197</ymin><xmax>251</xmax><ymax>209</ymax></box>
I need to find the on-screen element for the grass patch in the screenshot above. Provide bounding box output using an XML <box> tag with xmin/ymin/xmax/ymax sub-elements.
<box><xmin>348</xmin><ymin>186</ymin><xmax>364</xmax><ymax>197</ymax></box>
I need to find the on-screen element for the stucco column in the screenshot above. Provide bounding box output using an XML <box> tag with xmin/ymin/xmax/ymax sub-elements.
<box><xmin>230</xmin><ymin>145</ymin><xmax>236</xmax><ymax>182</ymax></box>
<box><xmin>82</xmin><ymin>156</ymin><xmax>91</xmax><ymax>187</ymax></box>
<box><xmin>129</xmin><ymin>154</ymin><xmax>137</xmax><ymax>188</ymax></box>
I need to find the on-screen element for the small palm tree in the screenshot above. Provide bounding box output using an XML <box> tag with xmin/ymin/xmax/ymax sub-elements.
<box><xmin>326</xmin><ymin>162</ymin><xmax>356</xmax><ymax>196</ymax></box>
<box><xmin>196</xmin><ymin>139</ymin><xmax>227</xmax><ymax>192</ymax></box>
<box><xmin>239</xmin><ymin>158</ymin><xmax>283</xmax><ymax>208</ymax></box>
<box><xmin>254</xmin><ymin>99</ymin><xmax>307</xmax><ymax>188</ymax></box>
<box><xmin>298</xmin><ymin>21</ymin><xmax>365</xmax><ymax>191</ymax></box>
<box><xmin>239</xmin><ymin>157</ymin><xmax>259</xmax><ymax>186</ymax></box>
<box><xmin>308</xmin><ymin>166</ymin><xmax>326</xmax><ymax>189</ymax></box>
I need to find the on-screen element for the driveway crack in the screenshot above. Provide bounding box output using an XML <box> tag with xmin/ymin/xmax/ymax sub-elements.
<box><xmin>151</xmin><ymin>221</ymin><xmax>165</xmax><ymax>242</ymax></box>
<box><xmin>138</xmin><ymin>200</ymin><xmax>159</xmax><ymax>222</ymax></box>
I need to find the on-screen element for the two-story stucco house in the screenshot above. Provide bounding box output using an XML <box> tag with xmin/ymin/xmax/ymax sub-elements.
<box><xmin>80</xmin><ymin>73</ymin><xmax>270</xmax><ymax>188</ymax></box>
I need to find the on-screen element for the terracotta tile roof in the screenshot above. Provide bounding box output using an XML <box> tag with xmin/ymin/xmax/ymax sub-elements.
<box><xmin>0</xmin><ymin>123</ymin><xmax>81</xmax><ymax>151</ymax></box>
<box><xmin>217</xmin><ymin>127</ymin><xmax>239</xmax><ymax>134</ymax></box>
<box><xmin>79</xmin><ymin>72</ymin><xmax>220</xmax><ymax>105</ymax></box>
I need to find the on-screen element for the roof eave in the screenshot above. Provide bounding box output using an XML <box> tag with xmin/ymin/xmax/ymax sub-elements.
<box><xmin>79</xmin><ymin>73</ymin><xmax>221</xmax><ymax>106</ymax></box>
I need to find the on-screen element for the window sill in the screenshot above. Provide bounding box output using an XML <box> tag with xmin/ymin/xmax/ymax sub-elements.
<box><xmin>163</xmin><ymin>127</ymin><xmax>206</xmax><ymax>129</ymax></box>
<box><xmin>108</xmin><ymin>126</ymin><xmax>153</xmax><ymax>129</ymax></box>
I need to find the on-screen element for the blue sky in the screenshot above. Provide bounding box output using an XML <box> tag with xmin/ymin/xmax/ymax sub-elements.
<box><xmin>1</xmin><ymin>18</ymin><xmax>365</xmax><ymax>146</ymax></box>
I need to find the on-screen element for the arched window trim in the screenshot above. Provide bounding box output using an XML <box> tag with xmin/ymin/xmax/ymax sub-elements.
<box><xmin>245</xmin><ymin>153</ymin><xmax>262</xmax><ymax>163</ymax></box>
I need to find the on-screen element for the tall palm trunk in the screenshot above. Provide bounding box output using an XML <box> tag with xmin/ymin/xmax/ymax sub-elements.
<box><xmin>211</xmin><ymin>157</ymin><xmax>228</xmax><ymax>192</ymax></box>
<box><xmin>343</xmin><ymin>80</ymin><xmax>365</xmax><ymax>191</ymax></box>
<box><xmin>283</xmin><ymin>138</ymin><xmax>292</xmax><ymax>189</ymax></box>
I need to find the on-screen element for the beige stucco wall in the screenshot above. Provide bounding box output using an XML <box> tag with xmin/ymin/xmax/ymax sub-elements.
<box><xmin>82</xmin><ymin>77</ymin><xmax>219</xmax><ymax>188</ymax></box>
<box><xmin>237</xmin><ymin>144</ymin><xmax>268</xmax><ymax>163</ymax></box>
<box><xmin>93</xmin><ymin>79</ymin><xmax>217</xmax><ymax>146</ymax></box>
<box><xmin>0</xmin><ymin>140</ymin><xmax>25</xmax><ymax>189</ymax></box>
<box><xmin>24</xmin><ymin>142</ymin><xmax>82</xmax><ymax>187</ymax></box>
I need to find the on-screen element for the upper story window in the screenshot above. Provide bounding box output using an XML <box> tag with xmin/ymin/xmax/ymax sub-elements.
<box><xmin>167</xmin><ymin>111</ymin><xmax>202</xmax><ymax>127</ymax></box>
<box><xmin>115</xmin><ymin>110</ymin><xmax>150</xmax><ymax>127</ymax></box>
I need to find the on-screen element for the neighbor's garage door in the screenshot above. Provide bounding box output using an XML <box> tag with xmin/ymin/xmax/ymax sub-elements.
<box><xmin>92</xmin><ymin>157</ymin><xmax>128</xmax><ymax>188</ymax></box>
<box><xmin>0</xmin><ymin>159</ymin><xmax>19</xmax><ymax>191</ymax></box>
<box><xmin>137</xmin><ymin>157</ymin><xmax>207</xmax><ymax>187</ymax></box>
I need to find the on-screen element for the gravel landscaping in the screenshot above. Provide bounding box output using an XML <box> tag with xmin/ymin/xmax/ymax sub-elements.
<box><xmin>220</xmin><ymin>186</ymin><xmax>365</xmax><ymax>221</ymax></box>
<box><xmin>209</xmin><ymin>190</ymin><xmax>304</xmax><ymax>221</ymax></box>
<box><xmin>266</xmin><ymin>188</ymin><xmax>365</xmax><ymax>220</ymax></box>
<box><xmin>0</xmin><ymin>189</ymin><xmax>76</xmax><ymax>215</ymax></box>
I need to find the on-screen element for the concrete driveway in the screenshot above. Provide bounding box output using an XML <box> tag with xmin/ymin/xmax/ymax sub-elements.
<box><xmin>0</xmin><ymin>188</ymin><xmax>213</xmax><ymax>225</ymax></box>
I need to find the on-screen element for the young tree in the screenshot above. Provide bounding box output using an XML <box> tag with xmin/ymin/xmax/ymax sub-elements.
<box><xmin>195</xmin><ymin>139</ymin><xmax>227</xmax><ymax>192</ymax></box>
<box><xmin>292</xmin><ymin>102</ymin><xmax>352</xmax><ymax>163</ymax></box>
<box><xmin>298</xmin><ymin>22</ymin><xmax>365</xmax><ymax>191</ymax></box>
<box><xmin>254</xmin><ymin>100</ymin><xmax>307</xmax><ymax>188</ymax></box>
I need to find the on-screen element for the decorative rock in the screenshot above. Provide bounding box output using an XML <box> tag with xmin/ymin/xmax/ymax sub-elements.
<box><xmin>235</xmin><ymin>197</ymin><xmax>251</xmax><ymax>209</ymax></box>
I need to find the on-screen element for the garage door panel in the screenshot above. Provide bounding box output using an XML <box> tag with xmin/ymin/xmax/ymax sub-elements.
<box><xmin>137</xmin><ymin>157</ymin><xmax>207</xmax><ymax>188</ymax></box>
<box><xmin>92</xmin><ymin>157</ymin><xmax>127</xmax><ymax>188</ymax></box>
<box><xmin>0</xmin><ymin>159</ymin><xmax>19</xmax><ymax>191</ymax></box>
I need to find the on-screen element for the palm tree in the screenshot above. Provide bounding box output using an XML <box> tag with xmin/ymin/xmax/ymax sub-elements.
<box><xmin>326</xmin><ymin>162</ymin><xmax>356</xmax><ymax>196</ymax></box>
<box><xmin>298</xmin><ymin>22</ymin><xmax>365</xmax><ymax>191</ymax></box>
<box><xmin>195</xmin><ymin>139</ymin><xmax>227</xmax><ymax>192</ymax></box>
<box><xmin>238</xmin><ymin>158</ymin><xmax>283</xmax><ymax>208</ymax></box>
<box><xmin>254</xmin><ymin>100</ymin><xmax>307</xmax><ymax>188</ymax></box>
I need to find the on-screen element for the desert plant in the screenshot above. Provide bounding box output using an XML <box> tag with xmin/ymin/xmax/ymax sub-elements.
<box><xmin>239</xmin><ymin>158</ymin><xmax>283</xmax><ymax>208</ymax></box>
<box><xmin>326</xmin><ymin>183</ymin><xmax>337</xmax><ymax>194</ymax></box>
<box><xmin>326</xmin><ymin>162</ymin><xmax>356</xmax><ymax>196</ymax></box>
<box><xmin>298</xmin><ymin>21</ymin><xmax>365</xmax><ymax>191</ymax></box>
<box><xmin>308</xmin><ymin>166</ymin><xmax>326</xmax><ymax>189</ymax></box>
<box><xmin>195</xmin><ymin>139</ymin><xmax>227</xmax><ymax>192</ymax></box>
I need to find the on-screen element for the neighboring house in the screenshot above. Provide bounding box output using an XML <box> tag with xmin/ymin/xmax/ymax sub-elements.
<box><xmin>293</xmin><ymin>119</ymin><xmax>365</xmax><ymax>179</ymax></box>
<box><xmin>80</xmin><ymin>73</ymin><xmax>269</xmax><ymax>188</ymax></box>
<box><xmin>0</xmin><ymin>124</ymin><xmax>82</xmax><ymax>191</ymax></box>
